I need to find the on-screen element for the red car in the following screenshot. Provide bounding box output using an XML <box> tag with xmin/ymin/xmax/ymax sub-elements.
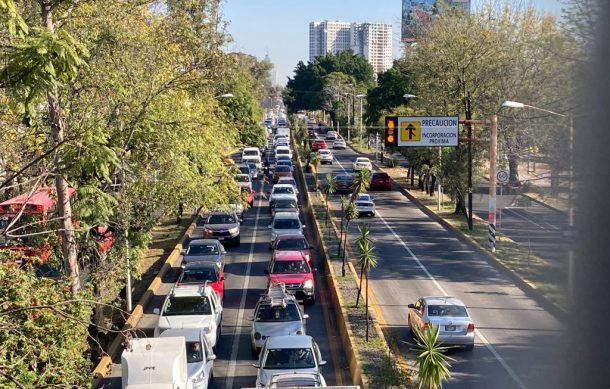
<box><xmin>271</xmin><ymin>235</ymin><xmax>313</xmax><ymax>264</ymax></box>
<box><xmin>273</xmin><ymin>165</ymin><xmax>293</xmax><ymax>184</ymax></box>
<box><xmin>311</xmin><ymin>140</ymin><xmax>328</xmax><ymax>151</ymax></box>
<box><xmin>370</xmin><ymin>172</ymin><xmax>392</xmax><ymax>191</ymax></box>
<box><xmin>265</xmin><ymin>250</ymin><xmax>316</xmax><ymax>304</ymax></box>
<box><xmin>178</xmin><ymin>261</ymin><xmax>225</xmax><ymax>302</ymax></box>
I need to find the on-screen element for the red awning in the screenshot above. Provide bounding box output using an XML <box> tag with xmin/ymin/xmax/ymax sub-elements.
<box><xmin>0</xmin><ymin>187</ymin><xmax>76</xmax><ymax>213</ymax></box>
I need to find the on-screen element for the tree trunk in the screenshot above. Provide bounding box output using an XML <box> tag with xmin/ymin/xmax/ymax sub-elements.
<box><xmin>508</xmin><ymin>155</ymin><xmax>521</xmax><ymax>187</ymax></box>
<box><xmin>365</xmin><ymin>271</ymin><xmax>369</xmax><ymax>342</ymax></box>
<box><xmin>341</xmin><ymin>221</ymin><xmax>350</xmax><ymax>277</ymax></box>
<box><xmin>356</xmin><ymin>264</ymin><xmax>364</xmax><ymax>307</ymax></box>
<box><xmin>42</xmin><ymin>2</ymin><xmax>80</xmax><ymax>294</ymax></box>
<box><xmin>337</xmin><ymin>217</ymin><xmax>344</xmax><ymax>257</ymax></box>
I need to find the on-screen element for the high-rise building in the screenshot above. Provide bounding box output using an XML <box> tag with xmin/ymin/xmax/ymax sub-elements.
<box><xmin>309</xmin><ymin>21</ymin><xmax>393</xmax><ymax>73</ymax></box>
<box><xmin>401</xmin><ymin>0</ymin><xmax>470</xmax><ymax>43</ymax></box>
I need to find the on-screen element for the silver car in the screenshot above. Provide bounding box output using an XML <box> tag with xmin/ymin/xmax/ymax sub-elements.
<box><xmin>250</xmin><ymin>284</ymin><xmax>308</xmax><ymax>354</ymax></box>
<box><xmin>202</xmin><ymin>211</ymin><xmax>241</xmax><ymax>246</ymax></box>
<box><xmin>269</xmin><ymin>212</ymin><xmax>305</xmax><ymax>245</ymax></box>
<box><xmin>408</xmin><ymin>296</ymin><xmax>475</xmax><ymax>351</ymax></box>
<box><xmin>332</xmin><ymin>139</ymin><xmax>346</xmax><ymax>149</ymax></box>
<box><xmin>355</xmin><ymin>193</ymin><xmax>375</xmax><ymax>217</ymax></box>
<box><xmin>182</xmin><ymin>238</ymin><xmax>226</xmax><ymax>270</ymax></box>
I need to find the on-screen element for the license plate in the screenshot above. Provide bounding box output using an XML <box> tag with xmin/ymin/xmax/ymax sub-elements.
<box><xmin>445</xmin><ymin>325</ymin><xmax>456</xmax><ymax>331</ymax></box>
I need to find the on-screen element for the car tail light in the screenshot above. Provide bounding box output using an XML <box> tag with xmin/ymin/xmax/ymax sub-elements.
<box><xmin>423</xmin><ymin>322</ymin><xmax>429</xmax><ymax>330</ymax></box>
<box><xmin>467</xmin><ymin>323</ymin><xmax>475</xmax><ymax>331</ymax></box>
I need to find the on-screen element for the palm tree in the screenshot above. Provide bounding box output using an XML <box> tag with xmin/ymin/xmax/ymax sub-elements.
<box><xmin>351</xmin><ymin>168</ymin><xmax>372</xmax><ymax>202</ymax></box>
<box><xmin>357</xmin><ymin>239</ymin><xmax>378</xmax><ymax>341</ymax></box>
<box><xmin>337</xmin><ymin>195</ymin><xmax>349</xmax><ymax>257</ymax></box>
<box><xmin>341</xmin><ymin>201</ymin><xmax>359</xmax><ymax>277</ymax></box>
<box><xmin>309</xmin><ymin>151</ymin><xmax>320</xmax><ymax>191</ymax></box>
<box><xmin>355</xmin><ymin>223</ymin><xmax>372</xmax><ymax>307</ymax></box>
<box><xmin>411</xmin><ymin>324</ymin><xmax>455</xmax><ymax>389</ymax></box>
<box><xmin>324</xmin><ymin>173</ymin><xmax>336</xmax><ymax>234</ymax></box>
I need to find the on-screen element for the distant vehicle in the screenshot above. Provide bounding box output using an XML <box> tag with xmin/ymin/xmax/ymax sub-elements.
<box><xmin>273</xmin><ymin>165</ymin><xmax>293</xmax><ymax>184</ymax></box>
<box><xmin>317</xmin><ymin>149</ymin><xmax>333</xmax><ymax>165</ymax></box>
<box><xmin>182</xmin><ymin>238</ymin><xmax>226</xmax><ymax>270</ymax></box>
<box><xmin>242</xmin><ymin>155</ymin><xmax>262</xmax><ymax>170</ymax></box>
<box><xmin>265</xmin><ymin>250</ymin><xmax>315</xmax><ymax>304</ymax></box>
<box><xmin>269</xmin><ymin>212</ymin><xmax>305</xmax><ymax>246</ymax></box>
<box><xmin>307</xmin><ymin>129</ymin><xmax>317</xmax><ymax>138</ymax></box>
<box><xmin>333</xmin><ymin>174</ymin><xmax>354</xmax><ymax>194</ymax></box>
<box><xmin>275</xmin><ymin>145</ymin><xmax>292</xmax><ymax>160</ymax></box>
<box><xmin>276</xmin><ymin>127</ymin><xmax>290</xmax><ymax>139</ymax></box>
<box><xmin>370</xmin><ymin>171</ymin><xmax>392</xmax><ymax>191</ymax></box>
<box><xmin>353</xmin><ymin>157</ymin><xmax>372</xmax><ymax>172</ymax></box>
<box><xmin>332</xmin><ymin>139</ymin><xmax>347</xmax><ymax>149</ymax></box>
<box><xmin>270</xmin><ymin>196</ymin><xmax>299</xmax><ymax>217</ymax></box>
<box><xmin>275</xmin><ymin>160</ymin><xmax>294</xmax><ymax>172</ymax></box>
<box><xmin>355</xmin><ymin>193</ymin><xmax>376</xmax><ymax>217</ymax></box>
<box><xmin>202</xmin><ymin>211</ymin><xmax>241</xmax><ymax>246</ymax></box>
<box><xmin>253</xmin><ymin>335</ymin><xmax>327</xmax><ymax>388</ymax></box>
<box><xmin>121</xmin><ymin>336</ymin><xmax>191</xmax><ymax>389</ymax></box>
<box><xmin>178</xmin><ymin>261</ymin><xmax>225</xmax><ymax>301</ymax></box>
<box><xmin>407</xmin><ymin>296</ymin><xmax>475</xmax><ymax>351</ymax></box>
<box><xmin>311</xmin><ymin>140</ymin><xmax>327</xmax><ymax>152</ymax></box>
<box><xmin>237</xmin><ymin>164</ymin><xmax>251</xmax><ymax>176</ymax></box>
<box><xmin>235</xmin><ymin>173</ymin><xmax>253</xmax><ymax>192</ymax></box>
<box><xmin>154</xmin><ymin>285</ymin><xmax>223</xmax><ymax>351</ymax></box>
<box><xmin>247</xmin><ymin>162</ymin><xmax>259</xmax><ymax>179</ymax></box>
<box><xmin>242</xmin><ymin>147</ymin><xmax>262</xmax><ymax>160</ymax></box>
<box><xmin>273</xmin><ymin>134</ymin><xmax>288</xmax><ymax>146</ymax></box>
<box><xmin>271</xmin><ymin>235</ymin><xmax>313</xmax><ymax>263</ymax></box>
<box><xmin>250</xmin><ymin>283</ymin><xmax>308</xmax><ymax>355</ymax></box>
<box><xmin>268</xmin><ymin>372</ymin><xmax>326</xmax><ymax>388</ymax></box>
<box><xmin>325</xmin><ymin>131</ymin><xmax>338</xmax><ymax>141</ymax></box>
<box><xmin>276</xmin><ymin>177</ymin><xmax>299</xmax><ymax>195</ymax></box>
<box><xmin>269</xmin><ymin>184</ymin><xmax>298</xmax><ymax>207</ymax></box>
<box><xmin>159</xmin><ymin>329</ymin><xmax>216</xmax><ymax>389</ymax></box>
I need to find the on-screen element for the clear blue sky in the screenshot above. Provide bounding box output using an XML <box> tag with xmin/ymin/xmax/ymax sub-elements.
<box><xmin>220</xmin><ymin>0</ymin><xmax>563</xmax><ymax>86</ymax></box>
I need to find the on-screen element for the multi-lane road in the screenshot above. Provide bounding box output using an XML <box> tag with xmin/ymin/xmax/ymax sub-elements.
<box><xmin>99</xmin><ymin>165</ymin><xmax>350</xmax><ymax>388</ymax></box>
<box><xmin>317</xmin><ymin>143</ymin><xmax>563</xmax><ymax>389</ymax></box>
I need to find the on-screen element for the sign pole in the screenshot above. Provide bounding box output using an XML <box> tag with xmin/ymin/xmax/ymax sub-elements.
<box><xmin>488</xmin><ymin>115</ymin><xmax>498</xmax><ymax>252</ymax></box>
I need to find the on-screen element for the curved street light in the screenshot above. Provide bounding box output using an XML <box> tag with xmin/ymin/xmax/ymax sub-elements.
<box><xmin>215</xmin><ymin>93</ymin><xmax>234</xmax><ymax>99</ymax></box>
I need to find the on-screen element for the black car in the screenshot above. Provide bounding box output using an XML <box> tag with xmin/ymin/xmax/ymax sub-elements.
<box><xmin>333</xmin><ymin>174</ymin><xmax>354</xmax><ymax>194</ymax></box>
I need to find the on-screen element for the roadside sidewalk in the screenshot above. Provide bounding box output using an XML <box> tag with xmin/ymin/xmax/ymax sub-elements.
<box><xmin>346</xmin><ymin>140</ymin><xmax>568</xmax><ymax>313</ymax></box>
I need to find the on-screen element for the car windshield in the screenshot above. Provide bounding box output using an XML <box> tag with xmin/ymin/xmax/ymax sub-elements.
<box><xmin>186</xmin><ymin>341</ymin><xmax>204</xmax><ymax>363</ymax></box>
<box><xmin>186</xmin><ymin>244</ymin><xmax>219</xmax><ymax>255</ymax></box>
<box><xmin>163</xmin><ymin>296</ymin><xmax>212</xmax><ymax>316</ymax></box>
<box><xmin>279</xmin><ymin>179</ymin><xmax>296</xmax><ymax>186</ymax></box>
<box><xmin>274</xmin><ymin>200</ymin><xmax>297</xmax><ymax>209</ymax></box>
<box><xmin>243</xmin><ymin>150</ymin><xmax>258</xmax><ymax>156</ymax></box>
<box><xmin>264</xmin><ymin>348</ymin><xmax>316</xmax><ymax>369</ymax></box>
<box><xmin>356</xmin><ymin>158</ymin><xmax>369</xmax><ymax>163</ymax></box>
<box><xmin>277</xmin><ymin>161</ymin><xmax>292</xmax><ymax>167</ymax></box>
<box><xmin>273</xmin><ymin>218</ymin><xmax>300</xmax><ymax>230</ymax></box>
<box><xmin>277</xmin><ymin>149</ymin><xmax>290</xmax><ymax>155</ymax></box>
<box><xmin>207</xmin><ymin>214</ymin><xmax>236</xmax><ymax>224</ymax></box>
<box><xmin>427</xmin><ymin>304</ymin><xmax>468</xmax><ymax>317</ymax></box>
<box><xmin>357</xmin><ymin>194</ymin><xmax>371</xmax><ymax>202</ymax></box>
<box><xmin>236</xmin><ymin>175</ymin><xmax>250</xmax><ymax>183</ymax></box>
<box><xmin>273</xmin><ymin>187</ymin><xmax>294</xmax><ymax>195</ymax></box>
<box><xmin>276</xmin><ymin>238</ymin><xmax>307</xmax><ymax>250</ymax></box>
<box><xmin>255</xmin><ymin>303</ymin><xmax>301</xmax><ymax>322</ymax></box>
<box><xmin>272</xmin><ymin>260</ymin><xmax>310</xmax><ymax>274</ymax></box>
<box><xmin>275</xmin><ymin>166</ymin><xmax>291</xmax><ymax>173</ymax></box>
<box><xmin>373</xmin><ymin>173</ymin><xmax>389</xmax><ymax>179</ymax></box>
<box><xmin>182</xmin><ymin>268</ymin><xmax>219</xmax><ymax>283</ymax></box>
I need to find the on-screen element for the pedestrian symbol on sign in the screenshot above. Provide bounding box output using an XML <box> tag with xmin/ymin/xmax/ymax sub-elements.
<box><xmin>400</xmin><ymin>121</ymin><xmax>421</xmax><ymax>142</ymax></box>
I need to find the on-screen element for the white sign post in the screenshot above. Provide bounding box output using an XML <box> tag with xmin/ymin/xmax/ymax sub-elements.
<box><xmin>397</xmin><ymin>116</ymin><xmax>459</xmax><ymax>147</ymax></box>
<box><xmin>496</xmin><ymin>169</ymin><xmax>509</xmax><ymax>230</ymax></box>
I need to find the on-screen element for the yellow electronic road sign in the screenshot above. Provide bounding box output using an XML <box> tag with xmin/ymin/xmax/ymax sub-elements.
<box><xmin>400</xmin><ymin>121</ymin><xmax>421</xmax><ymax>142</ymax></box>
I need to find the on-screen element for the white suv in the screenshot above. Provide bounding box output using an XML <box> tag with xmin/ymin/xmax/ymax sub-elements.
<box><xmin>254</xmin><ymin>335</ymin><xmax>327</xmax><ymax>388</ymax></box>
<box><xmin>154</xmin><ymin>285</ymin><xmax>223</xmax><ymax>351</ymax></box>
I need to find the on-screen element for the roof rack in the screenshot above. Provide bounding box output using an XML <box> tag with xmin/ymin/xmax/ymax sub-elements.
<box><xmin>263</xmin><ymin>283</ymin><xmax>294</xmax><ymax>308</ymax></box>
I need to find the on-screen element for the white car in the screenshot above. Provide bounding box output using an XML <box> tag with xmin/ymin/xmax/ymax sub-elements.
<box><xmin>277</xmin><ymin>177</ymin><xmax>299</xmax><ymax>195</ymax></box>
<box><xmin>268</xmin><ymin>372</ymin><xmax>326</xmax><ymax>387</ymax></box>
<box><xmin>269</xmin><ymin>184</ymin><xmax>298</xmax><ymax>206</ymax></box>
<box><xmin>154</xmin><ymin>285</ymin><xmax>223</xmax><ymax>351</ymax></box>
<box><xmin>333</xmin><ymin>139</ymin><xmax>346</xmax><ymax>149</ymax></box>
<box><xmin>355</xmin><ymin>193</ymin><xmax>375</xmax><ymax>217</ymax></box>
<box><xmin>317</xmin><ymin>149</ymin><xmax>333</xmax><ymax>165</ymax></box>
<box><xmin>275</xmin><ymin>145</ymin><xmax>293</xmax><ymax>161</ymax></box>
<box><xmin>353</xmin><ymin>157</ymin><xmax>372</xmax><ymax>172</ymax></box>
<box><xmin>254</xmin><ymin>335</ymin><xmax>327</xmax><ymax>388</ymax></box>
<box><xmin>160</xmin><ymin>328</ymin><xmax>216</xmax><ymax>389</ymax></box>
<box><xmin>235</xmin><ymin>173</ymin><xmax>252</xmax><ymax>192</ymax></box>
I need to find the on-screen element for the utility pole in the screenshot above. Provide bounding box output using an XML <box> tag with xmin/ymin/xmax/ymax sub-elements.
<box><xmin>488</xmin><ymin>115</ymin><xmax>498</xmax><ymax>252</ymax></box>
<box><xmin>466</xmin><ymin>94</ymin><xmax>473</xmax><ymax>230</ymax></box>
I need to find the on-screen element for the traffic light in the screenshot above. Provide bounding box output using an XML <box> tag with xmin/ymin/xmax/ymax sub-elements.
<box><xmin>385</xmin><ymin>116</ymin><xmax>398</xmax><ymax>147</ymax></box>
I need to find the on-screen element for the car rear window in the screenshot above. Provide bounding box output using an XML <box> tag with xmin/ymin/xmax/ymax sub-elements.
<box><xmin>275</xmin><ymin>166</ymin><xmax>291</xmax><ymax>172</ymax></box>
<box><xmin>274</xmin><ymin>199</ymin><xmax>297</xmax><ymax>209</ymax></box>
<box><xmin>182</xmin><ymin>268</ymin><xmax>219</xmax><ymax>283</ymax></box>
<box><xmin>427</xmin><ymin>304</ymin><xmax>468</xmax><ymax>317</ymax></box>
<box><xmin>273</xmin><ymin>187</ymin><xmax>294</xmax><ymax>195</ymax></box>
<box><xmin>273</xmin><ymin>218</ymin><xmax>300</xmax><ymax>230</ymax></box>
<box><xmin>255</xmin><ymin>303</ymin><xmax>301</xmax><ymax>322</ymax></box>
<box><xmin>186</xmin><ymin>244</ymin><xmax>219</xmax><ymax>255</ymax></box>
<box><xmin>373</xmin><ymin>173</ymin><xmax>389</xmax><ymax>179</ymax></box>
<box><xmin>277</xmin><ymin>149</ymin><xmax>290</xmax><ymax>155</ymax></box>
<box><xmin>272</xmin><ymin>260</ymin><xmax>310</xmax><ymax>274</ymax></box>
<box><xmin>207</xmin><ymin>214</ymin><xmax>236</xmax><ymax>224</ymax></box>
<box><xmin>164</xmin><ymin>296</ymin><xmax>211</xmax><ymax>316</ymax></box>
<box><xmin>276</xmin><ymin>238</ymin><xmax>307</xmax><ymax>250</ymax></box>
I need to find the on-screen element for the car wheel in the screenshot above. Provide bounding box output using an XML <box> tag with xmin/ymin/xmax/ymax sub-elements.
<box><xmin>464</xmin><ymin>344</ymin><xmax>474</xmax><ymax>352</ymax></box>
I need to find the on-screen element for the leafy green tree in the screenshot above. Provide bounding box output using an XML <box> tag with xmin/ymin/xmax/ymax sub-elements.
<box><xmin>411</xmin><ymin>324</ymin><xmax>455</xmax><ymax>389</ymax></box>
<box><xmin>357</xmin><ymin>238</ymin><xmax>378</xmax><ymax>341</ymax></box>
<box><xmin>324</xmin><ymin>172</ymin><xmax>336</xmax><ymax>235</ymax></box>
<box><xmin>341</xmin><ymin>201</ymin><xmax>359</xmax><ymax>277</ymax></box>
<box><xmin>337</xmin><ymin>195</ymin><xmax>349</xmax><ymax>257</ymax></box>
<box><xmin>366</xmin><ymin>59</ymin><xmax>414</xmax><ymax>124</ymax></box>
<box><xmin>351</xmin><ymin>168</ymin><xmax>371</xmax><ymax>202</ymax></box>
<box><xmin>355</xmin><ymin>223</ymin><xmax>372</xmax><ymax>307</ymax></box>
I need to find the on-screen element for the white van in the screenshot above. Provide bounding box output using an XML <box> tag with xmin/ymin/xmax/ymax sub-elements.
<box><xmin>160</xmin><ymin>329</ymin><xmax>216</xmax><ymax>389</ymax></box>
<box><xmin>242</xmin><ymin>155</ymin><xmax>262</xmax><ymax>170</ymax></box>
<box><xmin>242</xmin><ymin>147</ymin><xmax>261</xmax><ymax>160</ymax></box>
<box><xmin>275</xmin><ymin>145</ymin><xmax>292</xmax><ymax>161</ymax></box>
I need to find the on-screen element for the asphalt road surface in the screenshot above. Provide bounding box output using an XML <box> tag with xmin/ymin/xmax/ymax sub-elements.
<box><xmin>317</xmin><ymin>143</ymin><xmax>563</xmax><ymax>389</ymax></box>
<box><xmin>99</xmin><ymin>166</ymin><xmax>349</xmax><ymax>388</ymax></box>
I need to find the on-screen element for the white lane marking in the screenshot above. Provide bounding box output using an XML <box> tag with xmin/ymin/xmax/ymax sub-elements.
<box><xmin>334</xmin><ymin>153</ymin><xmax>527</xmax><ymax>389</ymax></box>
<box><xmin>225</xmin><ymin>190</ymin><xmax>264</xmax><ymax>389</ymax></box>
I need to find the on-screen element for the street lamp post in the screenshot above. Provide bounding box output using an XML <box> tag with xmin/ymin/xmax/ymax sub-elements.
<box><xmin>502</xmin><ymin>100</ymin><xmax>575</xmax><ymax>303</ymax></box>
<box><xmin>356</xmin><ymin>94</ymin><xmax>365</xmax><ymax>144</ymax></box>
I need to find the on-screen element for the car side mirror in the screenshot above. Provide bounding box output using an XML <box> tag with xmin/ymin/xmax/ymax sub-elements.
<box><xmin>153</xmin><ymin>308</ymin><xmax>161</xmax><ymax>315</ymax></box>
<box><xmin>301</xmin><ymin>225</ymin><xmax>306</xmax><ymax>228</ymax></box>
<box><xmin>407</xmin><ymin>304</ymin><xmax>415</xmax><ymax>309</ymax></box>
<box><xmin>208</xmin><ymin>354</ymin><xmax>217</xmax><ymax>361</ymax></box>
<box><xmin>319</xmin><ymin>360</ymin><xmax>327</xmax><ymax>366</ymax></box>
<box><xmin>303</xmin><ymin>314</ymin><xmax>310</xmax><ymax>320</ymax></box>
<box><xmin>264</xmin><ymin>269</ymin><xmax>269</xmax><ymax>274</ymax></box>
<box><xmin>252</xmin><ymin>363</ymin><xmax>260</xmax><ymax>368</ymax></box>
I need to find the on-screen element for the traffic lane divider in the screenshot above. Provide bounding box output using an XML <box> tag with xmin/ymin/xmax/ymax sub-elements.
<box><xmin>92</xmin><ymin>210</ymin><xmax>201</xmax><ymax>388</ymax></box>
